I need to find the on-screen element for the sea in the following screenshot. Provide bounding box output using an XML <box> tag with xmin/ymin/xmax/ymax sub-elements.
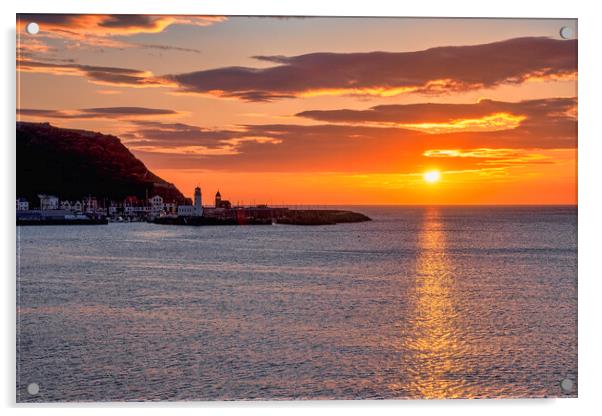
<box><xmin>16</xmin><ymin>205</ymin><xmax>578</xmax><ymax>401</ymax></box>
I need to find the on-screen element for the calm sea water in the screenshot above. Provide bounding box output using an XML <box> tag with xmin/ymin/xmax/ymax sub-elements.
<box><xmin>16</xmin><ymin>206</ymin><xmax>577</xmax><ymax>401</ymax></box>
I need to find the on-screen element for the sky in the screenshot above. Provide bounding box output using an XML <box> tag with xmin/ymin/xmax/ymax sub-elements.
<box><xmin>16</xmin><ymin>15</ymin><xmax>577</xmax><ymax>205</ymax></box>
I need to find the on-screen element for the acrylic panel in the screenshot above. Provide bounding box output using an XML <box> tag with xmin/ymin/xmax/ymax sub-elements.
<box><xmin>16</xmin><ymin>15</ymin><xmax>577</xmax><ymax>402</ymax></box>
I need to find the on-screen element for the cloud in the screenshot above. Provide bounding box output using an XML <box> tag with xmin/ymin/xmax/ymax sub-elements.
<box><xmin>17</xmin><ymin>59</ymin><xmax>173</xmax><ymax>88</ymax></box>
<box><xmin>17</xmin><ymin>14</ymin><xmax>226</xmax><ymax>37</ymax></box>
<box><xmin>128</xmin><ymin>122</ymin><xmax>544</xmax><ymax>173</ymax></box>
<box><xmin>124</xmin><ymin>98</ymin><xmax>576</xmax><ymax>173</ymax></box>
<box><xmin>134</xmin><ymin>43</ymin><xmax>202</xmax><ymax>54</ymax></box>
<box><xmin>16</xmin><ymin>14</ymin><xmax>223</xmax><ymax>58</ymax></box>
<box><xmin>17</xmin><ymin>107</ymin><xmax>179</xmax><ymax>120</ymax></box>
<box><xmin>296</xmin><ymin>97</ymin><xmax>576</xmax><ymax>133</ymax></box>
<box><xmin>125</xmin><ymin>121</ymin><xmax>243</xmax><ymax>146</ymax></box>
<box><xmin>166</xmin><ymin>37</ymin><xmax>576</xmax><ymax>101</ymax></box>
<box><xmin>17</xmin><ymin>37</ymin><xmax>576</xmax><ymax>99</ymax></box>
<box><xmin>123</xmin><ymin>121</ymin><xmax>281</xmax><ymax>156</ymax></box>
<box><xmin>422</xmin><ymin>148</ymin><xmax>555</xmax><ymax>167</ymax></box>
<box><xmin>17</xmin><ymin>38</ymin><xmax>53</xmax><ymax>57</ymax></box>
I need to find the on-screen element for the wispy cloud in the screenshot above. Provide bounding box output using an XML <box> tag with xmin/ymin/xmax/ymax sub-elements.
<box><xmin>112</xmin><ymin>96</ymin><xmax>576</xmax><ymax>174</ymax></box>
<box><xmin>133</xmin><ymin>43</ymin><xmax>203</xmax><ymax>54</ymax></box>
<box><xmin>17</xmin><ymin>107</ymin><xmax>179</xmax><ymax>120</ymax></box>
<box><xmin>422</xmin><ymin>148</ymin><xmax>555</xmax><ymax>167</ymax></box>
<box><xmin>16</xmin><ymin>14</ymin><xmax>223</xmax><ymax>58</ymax></box>
<box><xmin>123</xmin><ymin>121</ymin><xmax>281</xmax><ymax>156</ymax></box>
<box><xmin>17</xmin><ymin>59</ymin><xmax>174</xmax><ymax>88</ymax></box>
<box><xmin>17</xmin><ymin>14</ymin><xmax>226</xmax><ymax>38</ymax></box>
<box><xmin>17</xmin><ymin>38</ymin><xmax>53</xmax><ymax>57</ymax></box>
<box><xmin>296</xmin><ymin>97</ymin><xmax>576</xmax><ymax>133</ymax></box>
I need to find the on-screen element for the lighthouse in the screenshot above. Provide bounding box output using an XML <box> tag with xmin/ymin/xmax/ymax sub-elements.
<box><xmin>194</xmin><ymin>186</ymin><xmax>203</xmax><ymax>217</ymax></box>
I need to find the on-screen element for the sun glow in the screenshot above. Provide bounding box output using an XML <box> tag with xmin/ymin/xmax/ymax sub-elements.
<box><xmin>424</xmin><ymin>170</ymin><xmax>441</xmax><ymax>183</ymax></box>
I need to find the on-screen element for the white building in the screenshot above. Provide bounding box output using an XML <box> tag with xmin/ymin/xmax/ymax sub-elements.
<box><xmin>123</xmin><ymin>197</ymin><xmax>149</xmax><ymax>217</ymax></box>
<box><xmin>58</xmin><ymin>200</ymin><xmax>88</xmax><ymax>212</ymax></box>
<box><xmin>123</xmin><ymin>197</ymin><xmax>139</xmax><ymax>216</ymax></box>
<box><xmin>177</xmin><ymin>205</ymin><xmax>195</xmax><ymax>216</ymax></box>
<box><xmin>177</xmin><ymin>186</ymin><xmax>204</xmax><ymax>217</ymax></box>
<box><xmin>148</xmin><ymin>195</ymin><xmax>164</xmax><ymax>217</ymax></box>
<box><xmin>194</xmin><ymin>186</ymin><xmax>203</xmax><ymax>216</ymax></box>
<box><xmin>38</xmin><ymin>194</ymin><xmax>59</xmax><ymax>210</ymax></box>
<box><xmin>164</xmin><ymin>202</ymin><xmax>177</xmax><ymax>215</ymax></box>
<box><xmin>16</xmin><ymin>198</ymin><xmax>29</xmax><ymax>211</ymax></box>
<box><xmin>133</xmin><ymin>206</ymin><xmax>150</xmax><ymax>215</ymax></box>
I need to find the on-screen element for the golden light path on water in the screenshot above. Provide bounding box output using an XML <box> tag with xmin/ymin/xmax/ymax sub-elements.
<box><xmin>390</xmin><ymin>207</ymin><xmax>470</xmax><ymax>398</ymax></box>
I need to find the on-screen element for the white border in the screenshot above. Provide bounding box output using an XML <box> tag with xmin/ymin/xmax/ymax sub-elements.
<box><xmin>7</xmin><ymin>0</ymin><xmax>584</xmax><ymax>18</ymax></box>
<box><xmin>3</xmin><ymin>1</ymin><xmax>601</xmax><ymax>415</ymax></box>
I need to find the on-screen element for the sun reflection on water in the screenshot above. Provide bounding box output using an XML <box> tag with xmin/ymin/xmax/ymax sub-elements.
<box><xmin>390</xmin><ymin>207</ymin><xmax>470</xmax><ymax>398</ymax></box>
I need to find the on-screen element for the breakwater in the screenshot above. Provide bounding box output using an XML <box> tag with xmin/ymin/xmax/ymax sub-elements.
<box><xmin>153</xmin><ymin>209</ymin><xmax>371</xmax><ymax>226</ymax></box>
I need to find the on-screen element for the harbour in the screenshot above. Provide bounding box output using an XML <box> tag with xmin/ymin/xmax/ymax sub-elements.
<box><xmin>17</xmin><ymin>187</ymin><xmax>372</xmax><ymax>227</ymax></box>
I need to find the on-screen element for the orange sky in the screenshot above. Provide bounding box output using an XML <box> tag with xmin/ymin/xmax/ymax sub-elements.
<box><xmin>16</xmin><ymin>15</ymin><xmax>577</xmax><ymax>204</ymax></box>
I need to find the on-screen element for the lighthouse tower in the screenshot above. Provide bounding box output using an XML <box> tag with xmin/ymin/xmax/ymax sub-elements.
<box><xmin>215</xmin><ymin>190</ymin><xmax>222</xmax><ymax>208</ymax></box>
<box><xmin>194</xmin><ymin>186</ymin><xmax>203</xmax><ymax>216</ymax></box>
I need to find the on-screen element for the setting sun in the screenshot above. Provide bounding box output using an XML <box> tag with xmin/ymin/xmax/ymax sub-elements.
<box><xmin>424</xmin><ymin>170</ymin><xmax>441</xmax><ymax>183</ymax></box>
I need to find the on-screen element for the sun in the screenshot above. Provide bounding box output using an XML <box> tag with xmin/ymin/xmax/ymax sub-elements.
<box><xmin>423</xmin><ymin>170</ymin><xmax>441</xmax><ymax>183</ymax></box>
